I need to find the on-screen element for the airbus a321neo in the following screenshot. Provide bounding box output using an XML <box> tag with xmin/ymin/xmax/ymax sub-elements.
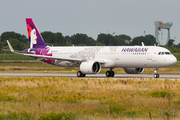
<box><xmin>7</xmin><ymin>18</ymin><xmax>177</xmax><ymax>78</ymax></box>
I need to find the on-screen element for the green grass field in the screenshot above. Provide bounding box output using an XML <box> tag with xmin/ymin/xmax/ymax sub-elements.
<box><xmin>0</xmin><ymin>77</ymin><xmax>180</xmax><ymax>120</ymax></box>
<box><xmin>0</xmin><ymin>54</ymin><xmax>35</xmax><ymax>60</ymax></box>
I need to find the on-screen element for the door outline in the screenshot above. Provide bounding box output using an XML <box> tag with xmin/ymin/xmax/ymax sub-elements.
<box><xmin>115</xmin><ymin>52</ymin><xmax>119</xmax><ymax>60</ymax></box>
<box><xmin>147</xmin><ymin>48</ymin><xmax>153</xmax><ymax>60</ymax></box>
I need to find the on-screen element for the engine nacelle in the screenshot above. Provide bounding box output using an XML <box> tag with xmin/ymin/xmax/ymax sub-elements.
<box><xmin>80</xmin><ymin>61</ymin><xmax>101</xmax><ymax>74</ymax></box>
<box><xmin>123</xmin><ymin>68</ymin><xmax>144</xmax><ymax>74</ymax></box>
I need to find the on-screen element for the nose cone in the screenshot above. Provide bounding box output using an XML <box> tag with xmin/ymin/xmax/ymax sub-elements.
<box><xmin>169</xmin><ymin>55</ymin><xmax>177</xmax><ymax>66</ymax></box>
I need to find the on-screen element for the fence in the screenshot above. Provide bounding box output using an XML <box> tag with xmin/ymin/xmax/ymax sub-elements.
<box><xmin>0</xmin><ymin>54</ymin><xmax>35</xmax><ymax>61</ymax></box>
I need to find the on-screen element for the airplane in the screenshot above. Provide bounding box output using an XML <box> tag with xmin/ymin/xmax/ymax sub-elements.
<box><xmin>7</xmin><ymin>18</ymin><xmax>177</xmax><ymax>78</ymax></box>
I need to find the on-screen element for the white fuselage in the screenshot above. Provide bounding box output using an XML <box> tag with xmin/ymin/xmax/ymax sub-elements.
<box><xmin>48</xmin><ymin>46</ymin><xmax>177</xmax><ymax>68</ymax></box>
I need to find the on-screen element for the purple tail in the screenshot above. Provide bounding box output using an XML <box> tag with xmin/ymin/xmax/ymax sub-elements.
<box><xmin>26</xmin><ymin>18</ymin><xmax>47</xmax><ymax>48</ymax></box>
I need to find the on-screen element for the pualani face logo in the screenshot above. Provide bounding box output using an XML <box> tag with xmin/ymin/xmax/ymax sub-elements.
<box><xmin>121</xmin><ymin>48</ymin><xmax>149</xmax><ymax>52</ymax></box>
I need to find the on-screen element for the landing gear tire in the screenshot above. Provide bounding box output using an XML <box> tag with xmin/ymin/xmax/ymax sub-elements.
<box><xmin>77</xmin><ymin>71</ymin><xmax>86</xmax><ymax>77</ymax></box>
<box><xmin>153</xmin><ymin>68</ymin><xmax>159</xmax><ymax>78</ymax></box>
<box><xmin>111</xmin><ymin>71</ymin><xmax>115</xmax><ymax>77</ymax></box>
<box><xmin>154</xmin><ymin>74</ymin><xmax>159</xmax><ymax>78</ymax></box>
<box><xmin>106</xmin><ymin>71</ymin><xmax>111</xmax><ymax>77</ymax></box>
<box><xmin>82</xmin><ymin>74</ymin><xmax>86</xmax><ymax>77</ymax></box>
<box><xmin>106</xmin><ymin>71</ymin><xmax>115</xmax><ymax>77</ymax></box>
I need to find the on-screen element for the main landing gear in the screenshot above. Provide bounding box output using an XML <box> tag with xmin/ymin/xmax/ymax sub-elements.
<box><xmin>106</xmin><ymin>68</ymin><xmax>115</xmax><ymax>77</ymax></box>
<box><xmin>153</xmin><ymin>68</ymin><xmax>159</xmax><ymax>78</ymax></box>
<box><xmin>77</xmin><ymin>71</ymin><xmax>86</xmax><ymax>77</ymax></box>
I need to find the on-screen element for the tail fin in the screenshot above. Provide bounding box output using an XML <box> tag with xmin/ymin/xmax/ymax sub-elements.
<box><xmin>26</xmin><ymin>18</ymin><xmax>47</xmax><ymax>48</ymax></box>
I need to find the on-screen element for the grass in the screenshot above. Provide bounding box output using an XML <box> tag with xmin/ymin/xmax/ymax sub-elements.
<box><xmin>0</xmin><ymin>62</ymin><xmax>180</xmax><ymax>74</ymax></box>
<box><xmin>0</xmin><ymin>62</ymin><xmax>76</xmax><ymax>73</ymax></box>
<box><xmin>0</xmin><ymin>77</ymin><xmax>180</xmax><ymax>119</ymax></box>
<box><xmin>0</xmin><ymin>54</ymin><xmax>35</xmax><ymax>60</ymax></box>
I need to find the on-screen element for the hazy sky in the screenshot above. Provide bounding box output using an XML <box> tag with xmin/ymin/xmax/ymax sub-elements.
<box><xmin>0</xmin><ymin>0</ymin><xmax>179</xmax><ymax>45</ymax></box>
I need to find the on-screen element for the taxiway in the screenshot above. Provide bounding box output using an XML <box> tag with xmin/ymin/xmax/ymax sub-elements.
<box><xmin>0</xmin><ymin>73</ymin><xmax>179</xmax><ymax>79</ymax></box>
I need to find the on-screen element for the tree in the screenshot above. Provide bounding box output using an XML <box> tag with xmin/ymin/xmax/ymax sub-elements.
<box><xmin>131</xmin><ymin>35</ymin><xmax>156</xmax><ymax>46</ymax></box>
<box><xmin>1</xmin><ymin>32</ymin><xmax>23</xmax><ymax>42</ymax></box>
<box><xmin>167</xmin><ymin>39</ymin><xmax>175</xmax><ymax>47</ymax></box>
<box><xmin>41</xmin><ymin>31</ymin><xmax>55</xmax><ymax>45</ymax></box>
<box><xmin>64</xmin><ymin>36</ymin><xmax>72</xmax><ymax>46</ymax></box>
<box><xmin>19</xmin><ymin>35</ymin><xmax>29</xmax><ymax>48</ymax></box>
<box><xmin>97</xmin><ymin>34</ymin><xmax>131</xmax><ymax>46</ymax></box>
<box><xmin>0</xmin><ymin>32</ymin><xmax>29</xmax><ymax>50</ymax></box>
<box><xmin>97</xmin><ymin>34</ymin><xmax>114</xmax><ymax>45</ymax></box>
<box><xmin>71</xmin><ymin>33</ymin><xmax>96</xmax><ymax>46</ymax></box>
<box><xmin>0</xmin><ymin>42</ymin><xmax>2</xmax><ymax>53</ymax></box>
<box><xmin>113</xmin><ymin>35</ymin><xmax>126</xmax><ymax>46</ymax></box>
<box><xmin>0</xmin><ymin>31</ymin><xmax>19</xmax><ymax>42</ymax></box>
<box><xmin>41</xmin><ymin>31</ymin><xmax>65</xmax><ymax>46</ymax></box>
<box><xmin>7</xmin><ymin>39</ymin><xmax>23</xmax><ymax>50</ymax></box>
<box><xmin>145</xmin><ymin>35</ymin><xmax>157</xmax><ymax>45</ymax></box>
<box><xmin>118</xmin><ymin>34</ymin><xmax>131</xmax><ymax>45</ymax></box>
<box><xmin>95</xmin><ymin>41</ymin><xmax>104</xmax><ymax>46</ymax></box>
<box><xmin>175</xmin><ymin>42</ymin><xmax>180</xmax><ymax>49</ymax></box>
<box><xmin>54</xmin><ymin>32</ymin><xmax>65</xmax><ymax>46</ymax></box>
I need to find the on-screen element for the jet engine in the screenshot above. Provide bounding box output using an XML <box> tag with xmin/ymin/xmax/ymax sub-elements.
<box><xmin>80</xmin><ymin>61</ymin><xmax>101</xmax><ymax>74</ymax></box>
<box><xmin>123</xmin><ymin>68</ymin><xmax>144</xmax><ymax>74</ymax></box>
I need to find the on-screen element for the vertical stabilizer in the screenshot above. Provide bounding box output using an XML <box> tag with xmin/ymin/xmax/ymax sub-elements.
<box><xmin>26</xmin><ymin>18</ymin><xmax>47</xmax><ymax>49</ymax></box>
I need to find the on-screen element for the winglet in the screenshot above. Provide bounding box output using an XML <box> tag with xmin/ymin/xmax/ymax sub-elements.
<box><xmin>7</xmin><ymin>40</ymin><xmax>15</xmax><ymax>53</ymax></box>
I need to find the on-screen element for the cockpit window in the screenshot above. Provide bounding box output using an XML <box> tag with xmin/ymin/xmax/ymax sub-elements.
<box><xmin>165</xmin><ymin>52</ymin><xmax>171</xmax><ymax>55</ymax></box>
<box><xmin>158</xmin><ymin>51</ymin><xmax>171</xmax><ymax>55</ymax></box>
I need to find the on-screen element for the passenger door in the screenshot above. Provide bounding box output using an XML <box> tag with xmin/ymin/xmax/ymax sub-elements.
<box><xmin>115</xmin><ymin>52</ymin><xmax>119</xmax><ymax>60</ymax></box>
<box><xmin>147</xmin><ymin>48</ymin><xmax>153</xmax><ymax>60</ymax></box>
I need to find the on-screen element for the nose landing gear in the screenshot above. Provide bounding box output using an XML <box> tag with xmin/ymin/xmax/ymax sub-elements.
<box><xmin>153</xmin><ymin>68</ymin><xmax>159</xmax><ymax>78</ymax></box>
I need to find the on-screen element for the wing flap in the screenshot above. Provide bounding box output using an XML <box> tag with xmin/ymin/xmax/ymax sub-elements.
<box><xmin>24</xmin><ymin>53</ymin><xmax>83</xmax><ymax>62</ymax></box>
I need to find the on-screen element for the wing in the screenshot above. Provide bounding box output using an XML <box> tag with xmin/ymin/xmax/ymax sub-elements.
<box><xmin>7</xmin><ymin>40</ymin><xmax>105</xmax><ymax>63</ymax></box>
<box><xmin>23</xmin><ymin>53</ymin><xmax>83</xmax><ymax>62</ymax></box>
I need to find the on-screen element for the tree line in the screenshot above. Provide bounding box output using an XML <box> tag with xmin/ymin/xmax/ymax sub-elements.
<box><xmin>0</xmin><ymin>31</ymin><xmax>179</xmax><ymax>53</ymax></box>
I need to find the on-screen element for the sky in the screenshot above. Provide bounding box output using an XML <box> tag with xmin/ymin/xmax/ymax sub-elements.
<box><xmin>0</xmin><ymin>0</ymin><xmax>180</xmax><ymax>45</ymax></box>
